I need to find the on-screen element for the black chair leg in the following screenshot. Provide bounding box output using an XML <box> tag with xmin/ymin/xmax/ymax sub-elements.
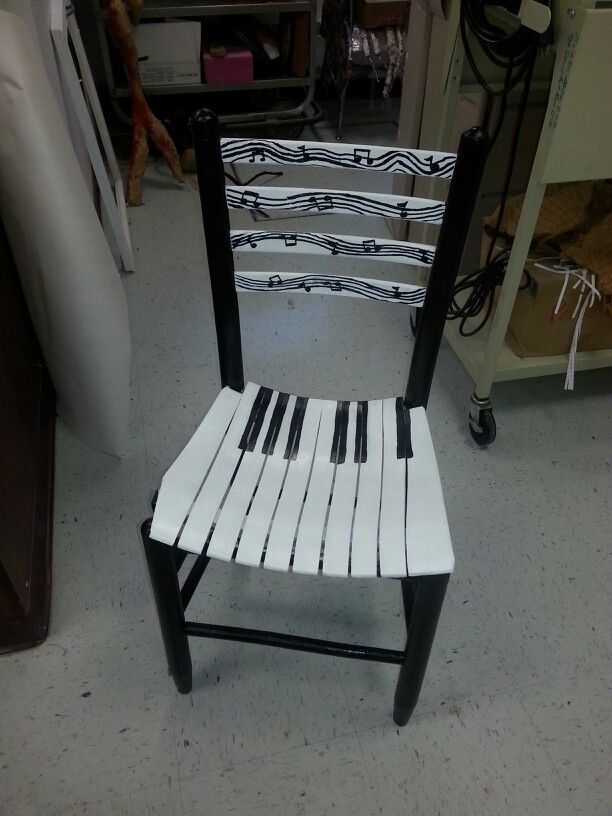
<box><xmin>141</xmin><ymin>520</ymin><xmax>192</xmax><ymax>694</ymax></box>
<box><xmin>393</xmin><ymin>573</ymin><xmax>449</xmax><ymax>726</ymax></box>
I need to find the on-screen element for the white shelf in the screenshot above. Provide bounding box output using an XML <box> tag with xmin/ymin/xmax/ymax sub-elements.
<box><xmin>444</xmin><ymin>319</ymin><xmax>612</xmax><ymax>383</ymax></box>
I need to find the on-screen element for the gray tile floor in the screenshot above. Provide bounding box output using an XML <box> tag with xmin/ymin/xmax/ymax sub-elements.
<box><xmin>1</xmin><ymin>113</ymin><xmax>610</xmax><ymax>816</ymax></box>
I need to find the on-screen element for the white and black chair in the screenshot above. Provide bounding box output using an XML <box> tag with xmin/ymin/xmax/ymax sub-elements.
<box><xmin>142</xmin><ymin>111</ymin><xmax>487</xmax><ymax>726</ymax></box>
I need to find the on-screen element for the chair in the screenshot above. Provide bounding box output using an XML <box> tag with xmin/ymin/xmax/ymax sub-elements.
<box><xmin>142</xmin><ymin>110</ymin><xmax>487</xmax><ymax>726</ymax></box>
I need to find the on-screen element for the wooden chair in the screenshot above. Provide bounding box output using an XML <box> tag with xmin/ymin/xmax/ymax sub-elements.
<box><xmin>142</xmin><ymin>110</ymin><xmax>487</xmax><ymax>726</ymax></box>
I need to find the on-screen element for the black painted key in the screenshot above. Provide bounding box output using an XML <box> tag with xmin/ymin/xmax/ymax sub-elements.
<box><xmin>245</xmin><ymin>387</ymin><xmax>274</xmax><ymax>451</ymax></box>
<box><xmin>354</xmin><ymin>401</ymin><xmax>368</xmax><ymax>464</ymax></box>
<box><xmin>238</xmin><ymin>386</ymin><xmax>267</xmax><ymax>451</ymax></box>
<box><xmin>284</xmin><ymin>396</ymin><xmax>308</xmax><ymax>460</ymax></box>
<box><xmin>261</xmin><ymin>391</ymin><xmax>289</xmax><ymax>455</ymax></box>
<box><xmin>330</xmin><ymin>400</ymin><xmax>349</xmax><ymax>464</ymax></box>
<box><xmin>395</xmin><ymin>397</ymin><xmax>413</xmax><ymax>459</ymax></box>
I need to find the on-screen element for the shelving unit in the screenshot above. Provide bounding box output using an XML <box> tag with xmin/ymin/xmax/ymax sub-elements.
<box><xmin>94</xmin><ymin>0</ymin><xmax>319</xmax><ymax>127</ymax></box>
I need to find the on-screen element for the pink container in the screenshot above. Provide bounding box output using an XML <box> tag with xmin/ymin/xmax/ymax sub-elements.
<box><xmin>202</xmin><ymin>46</ymin><xmax>254</xmax><ymax>86</ymax></box>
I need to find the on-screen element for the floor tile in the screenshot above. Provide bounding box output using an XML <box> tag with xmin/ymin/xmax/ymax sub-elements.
<box><xmin>516</xmin><ymin>663</ymin><xmax>612</xmax><ymax>816</ymax></box>
<box><xmin>179</xmin><ymin>734</ymin><xmax>380</xmax><ymax>816</ymax></box>
<box><xmin>173</xmin><ymin>640</ymin><xmax>354</xmax><ymax>776</ymax></box>
<box><xmin>0</xmin><ymin>622</ymin><xmax>178</xmax><ymax>816</ymax></box>
<box><xmin>357</xmin><ymin>693</ymin><xmax>576</xmax><ymax>816</ymax></box>
<box><xmin>54</xmin><ymin>778</ymin><xmax>182</xmax><ymax>816</ymax></box>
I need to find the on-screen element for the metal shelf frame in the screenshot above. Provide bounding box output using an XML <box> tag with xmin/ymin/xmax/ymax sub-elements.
<box><xmin>94</xmin><ymin>0</ymin><xmax>319</xmax><ymax>128</ymax></box>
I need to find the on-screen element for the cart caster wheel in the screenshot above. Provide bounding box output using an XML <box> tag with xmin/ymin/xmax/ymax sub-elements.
<box><xmin>469</xmin><ymin>408</ymin><xmax>496</xmax><ymax>446</ymax></box>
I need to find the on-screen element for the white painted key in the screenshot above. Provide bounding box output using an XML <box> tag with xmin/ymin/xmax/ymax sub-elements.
<box><xmin>405</xmin><ymin>407</ymin><xmax>454</xmax><ymax>576</ymax></box>
<box><xmin>379</xmin><ymin>397</ymin><xmax>408</xmax><ymax>577</ymax></box>
<box><xmin>151</xmin><ymin>387</ymin><xmax>241</xmax><ymax>545</ymax></box>
<box><xmin>234</xmin><ymin>395</ymin><xmax>296</xmax><ymax>567</ymax></box>
<box><xmin>177</xmin><ymin>382</ymin><xmax>260</xmax><ymax>554</ymax></box>
<box><xmin>264</xmin><ymin>399</ymin><xmax>323</xmax><ymax>572</ymax></box>
<box><xmin>291</xmin><ymin>399</ymin><xmax>337</xmax><ymax>576</ymax></box>
<box><xmin>323</xmin><ymin>402</ymin><xmax>359</xmax><ymax>577</ymax></box>
<box><xmin>206</xmin><ymin>391</ymin><xmax>277</xmax><ymax>561</ymax></box>
<box><xmin>351</xmin><ymin>400</ymin><xmax>383</xmax><ymax>578</ymax></box>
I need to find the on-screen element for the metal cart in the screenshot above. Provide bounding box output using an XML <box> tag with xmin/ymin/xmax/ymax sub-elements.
<box><xmin>94</xmin><ymin>0</ymin><xmax>320</xmax><ymax>129</ymax></box>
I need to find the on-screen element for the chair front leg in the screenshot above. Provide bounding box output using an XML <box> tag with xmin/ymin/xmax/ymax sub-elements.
<box><xmin>141</xmin><ymin>520</ymin><xmax>192</xmax><ymax>694</ymax></box>
<box><xmin>393</xmin><ymin>573</ymin><xmax>449</xmax><ymax>726</ymax></box>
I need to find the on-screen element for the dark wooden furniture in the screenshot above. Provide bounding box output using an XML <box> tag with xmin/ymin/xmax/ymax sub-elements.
<box><xmin>0</xmin><ymin>219</ymin><xmax>55</xmax><ymax>654</ymax></box>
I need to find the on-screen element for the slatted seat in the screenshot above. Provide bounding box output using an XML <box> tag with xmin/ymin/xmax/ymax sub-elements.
<box><xmin>141</xmin><ymin>110</ymin><xmax>488</xmax><ymax>726</ymax></box>
<box><xmin>151</xmin><ymin>384</ymin><xmax>452</xmax><ymax>578</ymax></box>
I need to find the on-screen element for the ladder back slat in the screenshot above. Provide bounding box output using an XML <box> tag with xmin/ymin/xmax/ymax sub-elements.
<box><xmin>234</xmin><ymin>271</ymin><xmax>426</xmax><ymax>306</ymax></box>
<box><xmin>230</xmin><ymin>230</ymin><xmax>435</xmax><ymax>267</ymax></box>
<box><xmin>226</xmin><ymin>186</ymin><xmax>445</xmax><ymax>224</ymax></box>
<box><xmin>220</xmin><ymin>137</ymin><xmax>456</xmax><ymax>179</ymax></box>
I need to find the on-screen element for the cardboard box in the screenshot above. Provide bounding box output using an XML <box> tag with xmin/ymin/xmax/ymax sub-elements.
<box><xmin>202</xmin><ymin>46</ymin><xmax>253</xmax><ymax>86</ymax></box>
<box><xmin>354</xmin><ymin>0</ymin><xmax>409</xmax><ymax>28</ymax></box>
<box><xmin>484</xmin><ymin>237</ymin><xmax>612</xmax><ymax>357</ymax></box>
<box><xmin>134</xmin><ymin>21</ymin><xmax>201</xmax><ymax>87</ymax></box>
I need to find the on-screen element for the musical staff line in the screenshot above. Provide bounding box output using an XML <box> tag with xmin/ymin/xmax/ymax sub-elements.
<box><xmin>230</xmin><ymin>230</ymin><xmax>435</xmax><ymax>265</ymax></box>
<box><xmin>220</xmin><ymin>138</ymin><xmax>456</xmax><ymax>179</ymax></box>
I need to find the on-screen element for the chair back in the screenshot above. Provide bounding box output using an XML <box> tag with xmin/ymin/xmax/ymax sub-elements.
<box><xmin>191</xmin><ymin>110</ymin><xmax>488</xmax><ymax>407</ymax></box>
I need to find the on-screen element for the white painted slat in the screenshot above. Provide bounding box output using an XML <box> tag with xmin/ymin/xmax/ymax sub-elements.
<box><xmin>220</xmin><ymin>137</ymin><xmax>456</xmax><ymax>179</ymax></box>
<box><xmin>234</xmin><ymin>271</ymin><xmax>426</xmax><ymax>306</ymax></box>
<box><xmin>350</xmin><ymin>400</ymin><xmax>383</xmax><ymax>578</ymax></box>
<box><xmin>177</xmin><ymin>383</ymin><xmax>260</xmax><ymax>554</ymax></box>
<box><xmin>405</xmin><ymin>407</ymin><xmax>454</xmax><ymax>576</ymax></box>
<box><xmin>230</xmin><ymin>230</ymin><xmax>436</xmax><ymax>267</ymax></box>
<box><xmin>150</xmin><ymin>387</ymin><xmax>241</xmax><ymax>545</ymax></box>
<box><xmin>226</xmin><ymin>186</ymin><xmax>445</xmax><ymax>224</ymax></box>
<box><xmin>323</xmin><ymin>402</ymin><xmax>360</xmax><ymax>577</ymax></box>
<box><xmin>379</xmin><ymin>398</ymin><xmax>408</xmax><ymax>577</ymax></box>
<box><xmin>291</xmin><ymin>400</ymin><xmax>337</xmax><ymax>576</ymax></box>
<box><xmin>206</xmin><ymin>393</ymin><xmax>277</xmax><ymax>562</ymax></box>
<box><xmin>263</xmin><ymin>400</ymin><xmax>323</xmax><ymax>572</ymax></box>
<box><xmin>234</xmin><ymin>395</ymin><xmax>296</xmax><ymax>567</ymax></box>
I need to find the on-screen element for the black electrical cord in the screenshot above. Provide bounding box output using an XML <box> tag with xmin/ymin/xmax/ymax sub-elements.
<box><xmin>447</xmin><ymin>0</ymin><xmax>543</xmax><ymax>335</ymax></box>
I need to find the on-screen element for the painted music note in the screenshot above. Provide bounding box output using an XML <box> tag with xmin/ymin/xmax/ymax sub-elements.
<box><xmin>362</xmin><ymin>239</ymin><xmax>377</xmax><ymax>253</ymax></box>
<box><xmin>301</xmin><ymin>280</ymin><xmax>312</xmax><ymax>292</ymax></box>
<box><xmin>249</xmin><ymin>147</ymin><xmax>266</xmax><ymax>163</ymax></box>
<box><xmin>308</xmin><ymin>194</ymin><xmax>333</xmax><ymax>211</ymax></box>
<box><xmin>391</xmin><ymin>286</ymin><xmax>401</xmax><ymax>299</ymax></box>
<box><xmin>426</xmin><ymin>156</ymin><xmax>441</xmax><ymax>174</ymax></box>
<box><xmin>353</xmin><ymin>148</ymin><xmax>373</xmax><ymax>165</ymax></box>
<box><xmin>397</xmin><ymin>201</ymin><xmax>409</xmax><ymax>218</ymax></box>
<box><xmin>248</xmin><ymin>237</ymin><xmax>258</xmax><ymax>248</ymax></box>
<box><xmin>268</xmin><ymin>275</ymin><xmax>283</xmax><ymax>287</ymax></box>
<box><xmin>283</xmin><ymin>234</ymin><xmax>298</xmax><ymax>247</ymax></box>
<box><xmin>239</xmin><ymin>190</ymin><xmax>260</xmax><ymax>208</ymax></box>
<box><xmin>299</xmin><ymin>145</ymin><xmax>312</xmax><ymax>162</ymax></box>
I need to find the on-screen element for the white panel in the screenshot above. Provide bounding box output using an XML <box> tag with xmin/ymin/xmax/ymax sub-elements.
<box><xmin>263</xmin><ymin>400</ymin><xmax>323</xmax><ymax>572</ymax></box>
<box><xmin>177</xmin><ymin>383</ymin><xmax>259</xmax><ymax>554</ymax></box>
<box><xmin>151</xmin><ymin>387</ymin><xmax>241</xmax><ymax>545</ymax></box>
<box><xmin>350</xmin><ymin>400</ymin><xmax>383</xmax><ymax>578</ymax></box>
<box><xmin>234</xmin><ymin>271</ymin><xmax>426</xmax><ymax>305</ymax></box>
<box><xmin>405</xmin><ymin>408</ymin><xmax>454</xmax><ymax>576</ymax></box>
<box><xmin>226</xmin><ymin>186</ymin><xmax>445</xmax><ymax>224</ymax></box>
<box><xmin>230</xmin><ymin>230</ymin><xmax>436</xmax><ymax>267</ymax></box>
<box><xmin>379</xmin><ymin>398</ymin><xmax>408</xmax><ymax>578</ymax></box>
<box><xmin>206</xmin><ymin>393</ymin><xmax>277</xmax><ymax>561</ymax></box>
<box><xmin>234</xmin><ymin>395</ymin><xmax>296</xmax><ymax>567</ymax></box>
<box><xmin>291</xmin><ymin>400</ymin><xmax>337</xmax><ymax>576</ymax></box>
<box><xmin>323</xmin><ymin>402</ymin><xmax>359</xmax><ymax>578</ymax></box>
<box><xmin>220</xmin><ymin>137</ymin><xmax>456</xmax><ymax>178</ymax></box>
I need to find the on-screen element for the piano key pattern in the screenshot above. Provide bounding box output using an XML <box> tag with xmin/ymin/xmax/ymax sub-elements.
<box><xmin>151</xmin><ymin>384</ymin><xmax>454</xmax><ymax>579</ymax></box>
<box><xmin>220</xmin><ymin>137</ymin><xmax>457</xmax><ymax>179</ymax></box>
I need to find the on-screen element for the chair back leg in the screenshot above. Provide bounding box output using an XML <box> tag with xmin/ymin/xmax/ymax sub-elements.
<box><xmin>142</xmin><ymin>520</ymin><xmax>192</xmax><ymax>694</ymax></box>
<box><xmin>393</xmin><ymin>573</ymin><xmax>449</xmax><ymax>725</ymax></box>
